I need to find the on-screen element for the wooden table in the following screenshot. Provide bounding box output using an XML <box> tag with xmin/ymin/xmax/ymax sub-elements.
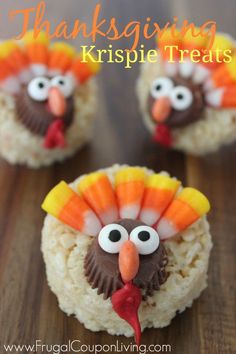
<box><xmin>0</xmin><ymin>1</ymin><xmax>236</xmax><ymax>353</ymax></box>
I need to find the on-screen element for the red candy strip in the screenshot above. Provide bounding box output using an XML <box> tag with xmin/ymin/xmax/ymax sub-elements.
<box><xmin>111</xmin><ymin>283</ymin><xmax>142</xmax><ymax>345</ymax></box>
<box><xmin>153</xmin><ymin>124</ymin><xmax>173</xmax><ymax>147</ymax></box>
<box><xmin>44</xmin><ymin>119</ymin><xmax>66</xmax><ymax>149</ymax></box>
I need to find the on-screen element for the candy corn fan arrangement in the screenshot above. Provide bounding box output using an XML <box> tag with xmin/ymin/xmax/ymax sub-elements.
<box><xmin>137</xmin><ymin>30</ymin><xmax>236</xmax><ymax>155</ymax></box>
<box><xmin>41</xmin><ymin>165</ymin><xmax>212</xmax><ymax>344</ymax></box>
<box><xmin>0</xmin><ymin>31</ymin><xmax>100</xmax><ymax>168</ymax></box>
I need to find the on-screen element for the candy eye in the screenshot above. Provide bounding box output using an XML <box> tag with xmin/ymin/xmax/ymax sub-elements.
<box><xmin>98</xmin><ymin>224</ymin><xmax>129</xmax><ymax>254</ymax></box>
<box><xmin>50</xmin><ymin>75</ymin><xmax>75</xmax><ymax>98</ymax></box>
<box><xmin>27</xmin><ymin>77</ymin><xmax>50</xmax><ymax>101</ymax></box>
<box><xmin>130</xmin><ymin>226</ymin><xmax>160</xmax><ymax>255</ymax></box>
<box><xmin>150</xmin><ymin>77</ymin><xmax>174</xmax><ymax>99</ymax></box>
<box><xmin>170</xmin><ymin>86</ymin><xmax>193</xmax><ymax>111</ymax></box>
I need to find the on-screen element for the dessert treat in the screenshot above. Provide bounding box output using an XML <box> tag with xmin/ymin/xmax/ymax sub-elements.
<box><xmin>0</xmin><ymin>31</ymin><xmax>100</xmax><ymax>167</ymax></box>
<box><xmin>41</xmin><ymin>165</ymin><xmax>212</xmax><ymax>343</ymax></box>
<box><xmin>137</xmin><ymin>31</ymin><xmax>236</xmax><ymax>154</ymax></box>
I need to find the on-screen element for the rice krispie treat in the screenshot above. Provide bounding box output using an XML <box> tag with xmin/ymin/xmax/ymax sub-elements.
<box><xmin>0</xmin><ymin>31</ymin><xmax>100</xmax><ymax>168</ymax></box>
<box><xmin>41</xmin><ymin>165</ymin><xmax>212</xmax><ymax>344</ymax></box>
<box><xmin>137</xmin><ymin>31</ymin><xmax>236</xmax><ymax>155</ymax></box>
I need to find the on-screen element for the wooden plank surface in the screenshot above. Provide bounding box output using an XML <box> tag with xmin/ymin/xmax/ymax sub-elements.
<box><xmin>0</xmin><ymin>1</ymin><xmax>236</xmax><ymax>353</ymax></box>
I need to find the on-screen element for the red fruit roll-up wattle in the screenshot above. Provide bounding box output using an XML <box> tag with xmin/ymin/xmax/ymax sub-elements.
<box><xmin>153</xmin><ymin>124</ymin><xmax>173</xmax><ymax>147</ymax></box>
<box><xmin>44</xmin><ymin>119</ymin><xmax>66</xmax><ymax>149</ymax></box>
<box><xmin>111</xmin><ymin>283</ymin><xmax>142</xmax><ymax>345</ymax></box>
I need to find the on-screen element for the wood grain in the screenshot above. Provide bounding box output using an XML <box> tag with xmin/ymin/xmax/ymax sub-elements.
<box><xmin>0</xmin><ymin>1</ymin><xmax>236</xmax><ymax>353</ymax></box>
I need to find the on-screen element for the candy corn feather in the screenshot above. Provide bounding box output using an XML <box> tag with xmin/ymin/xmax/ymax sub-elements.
<box><xmin>0</xmin><ymin>58</ymin><xmax>20</xmax><ymax>94</ymax></box>
<box><xmin>205</xmin><ymin>54</ymin><xmax>236</xmax><ymax>89</ymax></box>
<box><xmin>115</xmin><ymin>167</ymin><xmax>147</xmax><ymax>219</ymax></box>
<box><xmin>78</xmin><ymin>172</ymin><xmax>118</xmax><ymax>225</ymax></box>
<box><xmin>158</xmin><ymin>29</ymin><xmax>181</xmax><ymax>60</ymax></box>
<box><xmin>182</xmin><ymin>27</ymin><xmax>208</xmax><ymax>51</ymax></box>
<box><xmin>206</xmin><ymin>86</ymin><xmax>236</xmax><ymax>108</ymax></box>
<box><xmin>70</xmin><ymin>54</ymin><xmax>101</xmax><ymax>84</ymax></box>
<box><xmin>157</xmin><ymin>29</ymin><xmax>182</xmax><ymax>76</ymax></box>
<box><xmin>22</xmin><ymin>31</ymin><xmax>49</xmax><ymax>76</ymax></box>
<box><xmin>156</xmin><ymin>187</ymin><xmax>210</xmax><ymax>240</ymax></box>
<box><xmin>140</xmin><ymin>174</ymin><xmax>181</xmax><ymax>226</ymax></box>
<box><xmin>48</xmin><ymin>42</ymin><xmax>76</xmax><ymax>74</ymax></box>
<box><xmin>0</xmin><ymin>41</ymin><xmax>31</xmax><ymax>84</ymax></box>
<box><xmin>41</xmin><ymin>181</ymin><xmax>102</xmax><ymax>236</ymax></box>
<box><xmin>209</xmin><ymin>33</ymin><xmax>234</xmax><ymax>54</ymax></box>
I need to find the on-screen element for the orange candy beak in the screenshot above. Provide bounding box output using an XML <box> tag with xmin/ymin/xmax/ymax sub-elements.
<box><xmin>48</xmin><ymin>86</ymin><xmax>66</xmax><ymax>117</ymax></box>
<box><xmin>152</xmin><ymin>97</ymin><xmax>171</xmax><ymax>123</ymax></box>
<box><xmin>119</xmin><ymin>240</ymin><xmax>139</xmax><ymax>283</ymax></box>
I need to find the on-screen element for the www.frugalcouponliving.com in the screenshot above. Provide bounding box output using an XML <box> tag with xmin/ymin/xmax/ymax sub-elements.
<box><xmin>3</xmin><ymin>339</ymin><xmax>172</xmax><ymax>354</ymax></box>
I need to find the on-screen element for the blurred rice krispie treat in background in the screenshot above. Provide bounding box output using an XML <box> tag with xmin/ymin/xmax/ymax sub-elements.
<box><xmin>0</xmin><ymin>31</ymin><xmax>100</xmax><ymax>168</ymax></box>
<box><xmin>137</xmin><ymin>30</ymin><xmax>236</xmax><ymax>155</ymax></box>
<box><xmin>41</xmin><ymin>165</ymin><xmax>212</xmax><ymax>344</ymax></box>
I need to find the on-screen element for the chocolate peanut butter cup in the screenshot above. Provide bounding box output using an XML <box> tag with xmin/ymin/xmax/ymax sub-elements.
<box><xmin>15</xmin><ymin>86</ymin><xmax>74</xmax><ymax>136</ymax></box>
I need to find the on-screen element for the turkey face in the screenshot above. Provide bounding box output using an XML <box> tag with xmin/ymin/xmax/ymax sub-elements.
<box><xmin>148</xmin><ymin>75</ymin><xmax>205</xmax><ymax>128</ymax></box>
<box><xmin>84</xmin><ymin>219</ymin><xmax>168</xmax><ymax>300</ymax></box>
<box><xmin>15</xmin><ymin>75</ymin><xmax>75</xmax><ymax>136</ymax></box>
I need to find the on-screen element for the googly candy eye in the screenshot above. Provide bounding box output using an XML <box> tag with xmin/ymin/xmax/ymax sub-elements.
<box><xmin>27</xmin><ymin>77</ymin><xmax>50</xmax><ymax>101</ymax></box>
<box><xmin>130</xmin><ymin>225</ymin><xmax>160</xmax><ymax>255</ymax></box>
<box><xmin>50</xmin><ymin>75</ymin><xmax>75</xmax><ymax>98</ymax></box>
<box><xmin>98</xmin><ymin>224</ymin><xmax>129</xmax><ymax>254</ymax></box>
<box><xmin>170</xmin><ymin>86</ymin><xmax>193</xmax><ymax>111</ymax></box>
<box><xmin>150</xmin><ymin>77</ymin><xmax>174</xmax><ymax>99</ymax></box>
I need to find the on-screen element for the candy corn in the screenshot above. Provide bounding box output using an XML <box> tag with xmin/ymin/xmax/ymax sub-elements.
<box><xmin>205</xmin><ymin>54</ymin><xmax>236</xmax><ymax>90</ymax></box>
<box><xmin>115</xmin><ymin>167</ymin><xmax>146</xmax><ymax>219</ymax></box>
<box><xmin>220</xmin><ymin>86</ymin><xmax>236</xmax><ymax>107</ymax></box>
<box><xmin>205</xmin><ymin>86</ymin><xmax>236</xmax><ymax>108</ymax></box>
<box><xmin>158</xmin><ymin>29</ymin><xmax>181</xmax><ymax>61</ymax></box>
<box><xmin>209</xmin><ymin>33</ymin><xmax>234</xmax><ymax>57</ymax></box>
<box><xmin>70</xmin><ymin>54</ymin><xmax>100</xmax><ymax>84</ymax></box>
<box><xmin>78</xmin><ymin>172</ymin><xmax>118</xmax><ymax>225</ymax></box>
<box><xmin>192</xmin><ymin>64</ymin><xmax>210</xmax><ymax>84</ymax></box>
<box><xmin>41</xmin><ymin>181</ymin><xmax>102</xmax><ymax>236</ymax></box>
<box><xmin>178</xmin><ymin>60</ymin><xmax>195</xmax><ymax>79</ymax></box>
<box><xmin>157</xmin><ymin>29</ymin><xmax>181</xmax><ymax>76</ymax></box>
<box><xmin>48</xmin><ymin>42</ymin><xmax>76</xmax><ymax>75</ymax></box>
<box><xmin>205</xmin><ymin>88</ymin><xmax>224</xmax><ymax>107</ymax></box>
<box><xmin>22</xmin><ymin>30</ymin><xmax>49</xmax><ymax>76</ymax></box>
<box><xmin>0</xmin><ymin>58</ymin><xmax>20</xmax><ymax>94</ymax></box>
<box><xmin>0</xmin><ymin>41</ymin><xmax>31</xmax><ymax>83</ymax></box>
<box><xmin>182</xmin><ymin>27</ymin><xmax>209</xmax><ymax>52</ymax></box>
<box><xmin>156</xmin><ymin>187</ymin><xmax>210</xmax><ymax>240</ymax></box>
<box><xmin>140</xmin><ymin>174</ymin><xmax>181</xmax><ymax>226</ymax></box>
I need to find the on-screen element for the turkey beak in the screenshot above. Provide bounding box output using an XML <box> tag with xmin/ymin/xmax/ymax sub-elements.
<box><xmin>152</xmin><ymin>97</ymin><xmax>171</xmax><ymax>123</ymax></box>
<box><xmin>48</xmin><ymin>87</ymin><xmax>66</xmax><ymax>117</ymax></box>
<box><xmin>119</xmin><ymin>240</ymin><xmax>139</xmax><ymax>283</ymax></box>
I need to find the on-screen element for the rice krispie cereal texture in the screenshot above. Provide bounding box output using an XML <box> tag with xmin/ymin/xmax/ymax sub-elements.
<box><xmin>41</xmin><ymin>164</ymin><xmax>212</xmax><ymax>337</ymax></box>
<box><xmin>0</xmin><ymin>79</ymin><xmax>97</xmax><ymax>168</ymax></box>
<box><xmin>137</xmin><ymin>58</ymin><xmax>236</xmax><ymax>155</ymax></box>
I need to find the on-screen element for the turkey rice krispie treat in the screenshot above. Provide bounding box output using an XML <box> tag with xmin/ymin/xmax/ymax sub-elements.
<box><xmin>41</xmin><ymin>165</ymin><xmax>212</xmax><ymax>344</ymax></box>
<box><xmin>137</xmin><ymin>31</ymin><xmax>236</xmax><ymax>155</ymax></box>
<box><xmin>0</xmin><ymin>31</ymin><xmax>100</xmax><ymax>167</ymax></box>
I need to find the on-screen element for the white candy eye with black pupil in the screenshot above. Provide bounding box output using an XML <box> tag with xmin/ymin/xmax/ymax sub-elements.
<box><xmin>27</xmin><ymin>77</ymin><xmax>50</xmax><ymax>101</ymax></box>
<box><xmin>130</xmin><ymin>226</ymin><xmax>160</xmax><ymax>255</ymax></box>
<box><xmin>98</xmin><ymin>224</ymin><xmax>129</xmax><ymax>254</ymax></box>
<box><xmin>150</xmin><ymin>77</ymin><xmax>174</xmax><ymax>99</ymax></box>
<box><xmin>170</xmin><ymin>86</ymin><xmax>193</xmax><ymax>111</ymax></box>
<box><xmin>50</xmin><ymin>75</ymin><xmax>75</xmax><ymax>98</ymax></box>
